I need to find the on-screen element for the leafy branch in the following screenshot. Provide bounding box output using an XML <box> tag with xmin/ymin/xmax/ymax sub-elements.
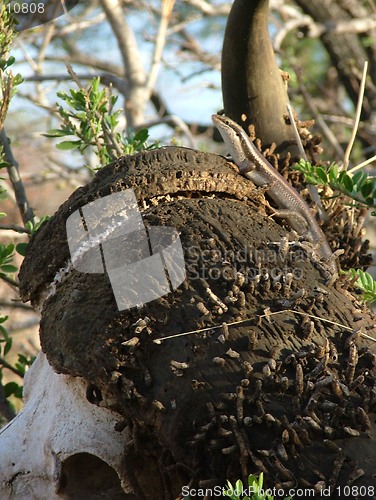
<box><xmin>0</xmin><ymin>1</ymin><xmax>20</xmax><ymax>130</ymax></box>
<box><xmin>0</xmin><ymin>314</ymin><xmax>35</xmax><ymax>424</ymax></box>
<box><xmin>45</xmin><ymin>73</ymin><xmax>159</xmax><ymax>169</ymax></box>
<box><xmin>0</xmin><ymin>3</ymin><xmax>33</xmax><ymax>226</ymax></box>
<box><xmin>0</xmin><ymin>4</ymin><xmax>38</xmax><ymax>425</ymax></box>
<box><xmin>294</xmin><ymin>159</ymin><xmax>376</xmax><ymax>304</ymax></box>
<box><xmin>343</xmin><ymin>269</ymin><xmax>376</xmax><ymax>304</ymax></box>
<box><xmin>293</xmin><ymin>159</ymin><xmax>376</xmax><ymax>213</ymax></box>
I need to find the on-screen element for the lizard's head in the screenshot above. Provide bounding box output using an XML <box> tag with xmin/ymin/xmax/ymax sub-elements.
<box><xmin>211</xmin><ymin>114</ymin><xmax>250</xmax><ymax>163</ymax></box>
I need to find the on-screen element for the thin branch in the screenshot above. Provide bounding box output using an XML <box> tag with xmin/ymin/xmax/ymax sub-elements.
<box><xmin>286</xmin><ymin>104</ymin><xmax>327</xmax><ymax>221</ymax></box>
<box><xmin>0</xmin><ymin>273</ymin><xmax>19</xmax><ymax>289</ymax></box>
<box><xmin>274</xmin><ymin>8</ymin><xmax>376</xmax><ymax>50</ymax></box>
<box><xmin>54</xmin><ymin>12</ymin><xmax>106</xmax><ymax>37</ymax></box>
<box><xmin>182</xmin><ymin>0</ymin><xmax>230</xmax><ymax>16</ymax></box>
<box><xmin>142</xmin><ymin>115</ymin><xmax>197</xmax><ymax>149</ymax></box>
<box><xmin>25</xmin><ymin>71</ymin><xmax>130</xmax><ymax>96</ymax></box>
<box><xmin>36</xmin><ymin>14</ymin><xmax>57</xmax><ymax>67</ymax></box>
<box><xmin>33</xmin><ymin>3</ymin><xmax>62</xmax><ymax>106</ymax></box>
<box><xmin>0</xmin><ymin>224</ymin><xmax>30</xmax><ymax>234</ymax></box>
<box><xmin>44</xmin><ymin>52</ymin><xmax>122</xmax><ymax>76</ymax></box>
<box><xmin>286</xmin><ymin>104</ymin><xmax>306</xmax><ymax>159</ymax></box>
<box><xmin>0</xmin><ymin>357</ymin><xmax>24</xmax><ymax>378</ymax></box>
<box><xmin>25</xmin><ymin>70</ymin><xmax>117</xmax><ymax>83</ymax></box>
<box><xmin>293</xmin><ymin>67</ymin><xmax>344</xmax><ymax>158</ymax></box>
<box><xmin>7</xmin><ymin>317</ymin><xmax>40</xmax><ymax>333</ymax></box>
<box><xmin>343</xmin><ymin>61</ymin><xmax>368</xmax><ymax>170</ymax></box>
<box><xmin>99</xmin><ymin>0</ymin><xmax>147</xmax><ymax>127</ymax></box>
<box><xmin>348</xmin><ymin>153</ymin><xmax>376</xmax><ymax>174</ymax></box>
<box><xmin>146</xmin><ymin>0</ymin><xmax>175</xmax><ymax>98</ymax></box>
<box><xmin>153</xmin><ymin>309</ymin><xmax>376</xmax><ymax>344</ymax></box>
<box><xmin>0</xmin><ymin>300</ymin><xmax>33</xmax><ymax>310</ymax></box>
<box><xmin>0</xmin><ymin>128</ymin><xmax>34</xmax><ymax>225</ymax></box>
<box><xmin>66</xmin><ymin>64</ymin><xmax>124</xmax><ymax>159</ymax></box>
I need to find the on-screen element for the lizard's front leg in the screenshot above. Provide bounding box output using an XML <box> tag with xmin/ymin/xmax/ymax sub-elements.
<box><xmin>269</xmin><ymin>208</ymin><xmax>309</xmax><ymax>236</ymax></box>
<box><xmin>237</xmin><ymin>159</ymin><xmax>257</xmax><ymax>175</ymax></box>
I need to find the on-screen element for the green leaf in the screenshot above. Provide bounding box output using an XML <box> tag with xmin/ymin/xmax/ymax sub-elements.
<box><xmin>345</xmin><ymin>268</ymin><xmax>376</xmax><ymax>303</ymax></box>
<box><xmin>316</xmin><ymin>167</ymin><xmax>328</xmax><ymax>184</ymax></box>
<box><xmin>16</xmin><ymin>242</ymin><xmax>28</xmax><ymax>256</ymax></box>
<box><xmin>4</xmin><ymin>382</ymin><xmax>20</xmax><ymax>398</ymax></box>
<box><xmin>43</xmin><ymin>128</ymin><xmax>71</xmax><ymax>138</ymax></box>
<box><xmin>328</xmin><ymin>163</ymin><xmax>339</xmax><ymax>182</ymax></box>
<box><xmin>0</xmin><ymin>264</ymin><xmax>18</xmax><ymax>273</ymax></box>
<box><xmin>235</xmin><ymin>479</ymin><xmax>243</xmax><ymax>493</ymax></box>
<box><xmin>56</xmin><ymin>140</ymin><xmax>82</xmax><ymax>150</ymax></box>
<box><xmin>15</xmin><ymin>354</ymin><xmax>35</xmax><ymax>375</ymax></box>
<box><xmin>4</xmin><ymin>336</ymin><xmax>12</xmax><ymax>356</ymax></box>
<box><xmin>0</xmin><ymin>243</ymin><xmax>14</xmax><ymax>258</ymax></box>
<box><xmin>352</xmin><ymin>171</ymin><xmax>367</xmax><ymax>189</ymax></box>
<box><xmin>13</xmin><ymin>74</ymin><xmax>24</xmax><ymax>86</ymax></box>
<box><xmin>361</xmin><ymin>181</ymin><xmax>374</xmax><ymax>199</ymax></box>
<box><xmin>26</xmin><ymin>215</ymin><xmax>50</xmax><ymax>235</ymax></box>
<box><xmin>341</xmin><ymin>172</ymin><xmax>354</xmax><ymax>192</ymax></box>
<box><xmin>134</xmin><ymin>128</ymin><xmax>149</xmax><ymax>143</ymax></box>
<box><xmin>258</xmin><ymin>472</ymin><xmax>264</xmax><ymax>489</ymax></box>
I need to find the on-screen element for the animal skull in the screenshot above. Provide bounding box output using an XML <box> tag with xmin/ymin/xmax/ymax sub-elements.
<box><xmin>0</xmin><ymin>352</ymin><xmax>133</xmax><ymax>499</ymax></box>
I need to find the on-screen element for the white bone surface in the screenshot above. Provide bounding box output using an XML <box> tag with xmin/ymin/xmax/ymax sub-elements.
<box><xmin>0</xmin><ymin>352</ymin><xmax>132</xmax><ymax>499</ymax></box>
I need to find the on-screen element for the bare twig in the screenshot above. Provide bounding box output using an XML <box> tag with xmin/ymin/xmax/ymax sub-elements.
<box><xmin>293</xmin><ymin>67</ymin><xmax>344</xmax><ymax>158</ymax></box>
<box><xmin>0</xmin><ymin>357</ymin><xmax>24</xmax><ymax>378</ymax></box>
<box><xmin>182</xmin><ymin>0</ymin><xmax>230</xmax><ymax>16</ymax></box>
<box><xmin>44</xmin><ymin>51</ymin><xmax>122</xmax><ymax>77</ymax></box>
<box><xmin>153</xmin><ymin>308</ymin><xmax>376</xmax><ymax>344</ymax></box>
<box><xmin>25</xmin><ymin>72</ymin><xmax>129</xmax><ymax>96</ymax></box>
<box><xmin>55</xmin><ymin>13</ymin><xmax>107</xmax><ymax>36</ymax></box>
<box><xmin>286</xmin><ymin>104</ymin><xmax>327</xmax><ymax>221</ymax></box>
<box><xmin>33</xmin><ymin>3</ymin><xmax>62</xmax><ymax>106</ymax></box>
<box><xmin>7</xmin><ymin>317</ymin><xmax>40</xmax><ymax>332</ymax></box>
<box><xmin>146</xmin><ymin>0</ymin><xmax>175</xmax><ymax>98</ymax></box>
<box><xmin>343</xmin><ymin>61</ymin><xmax>368</xmax><ymax>170</ymax></box>
<box><xmin>0</xmin><ymin>128</ymin><xmax>34</xmax><ymax>225</ymax></box>
<box><xmin>275</xmin><ymin>15</ymin><xmax>376</xmax><ymax>50</ymax></box>
<box><xmin>0</xmin><ymin>273</ymin><xmax>19</xmax><ymax>289</ymax></box>
<box><xmin>0</xmin><ymin>224</ymin><xmax>30</xmax><ymax>234</ymax></box>
<box><xmin>142</xmin><ymin>115</ymin><xmax>197</xmax><ymax>148</ymax></box>
<box><xmin>0</xmin><ymin>301</ymin><xmax>33</xmax><ymax>310</ymax></box>
<box><xmin>348</xmin><ymin>153</ymin><xmax>376</xmax><ymax>174</ymax></box>
<box><xmin>286</xmin><ymin>104</ymin><xmax>306</xmax><ymax>159</ymax></box>
<box><xmin>99</xmin><ymin>0</ymin><xmax>147</xmax><ymax>127</ymax></box>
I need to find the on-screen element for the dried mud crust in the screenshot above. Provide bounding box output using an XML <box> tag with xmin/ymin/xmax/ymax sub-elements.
<box><xmin>19</xmin><ymin>147</ymin><xmax>376</xmax><ymax>499</ymax></box>
<box><xmin>18</xmin><ymin>146</ymin><xmax>258</xmax><ymax>305</ymax></box>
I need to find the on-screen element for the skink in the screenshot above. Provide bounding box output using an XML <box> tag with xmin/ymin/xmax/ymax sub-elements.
<box><xmin>212</xmin><ymin>114</ymin><xmax>338</xmax><ymax>277</ymax></box>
